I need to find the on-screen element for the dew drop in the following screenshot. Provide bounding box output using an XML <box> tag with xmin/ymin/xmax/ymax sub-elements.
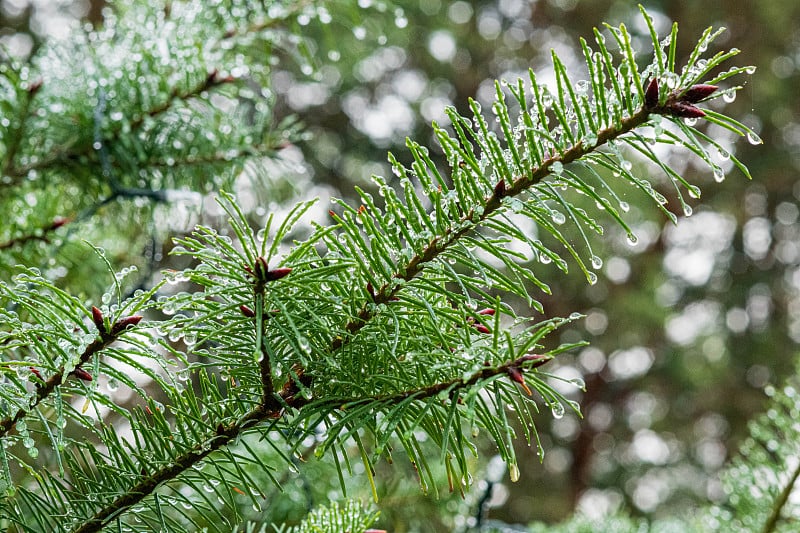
<box><xmin>620</xmin><ymin>160</ymin><xmax>632</xmax><ymax>172</ymax></box>
<box><xmin>551</xmin><ymin>211</ymin><xmax>566</xmax><ymax>225</ymax></box>
<box><xmin>107</xmin><ymin>379</ymin><xmax>119</xmax><ymax>392</ymax></box>
<box><xmin>352</xmin><ymin>26</ymin><xmax>367</xmax><ymax>40</ymax></box>
<box><xmin>619</xmin><ymin>201</ymin><xmax>630</xmax><ymax>212</ymax></box>
<box><xmin>717</xmin><ymin>148</ymin><xmax>731</xmax><ymax>161</ymax></box>
<box><xmin>626</xmin><ymin>233</ymin><xmax>638</xmax><ymax>246</ymax></box>
<box><xmin>509</xmin><ymin>464</ymin><xmax>520</xmax><ymax>482</ymax></box>
<box><xmin>590</xmin><ymin>255</ymin><xmax>603</xmax><ymax>269</ymax></box>
<box><xmin>722</xmin><ymin>91</ymin><xmax>737</xmax><ymax>103</ymax></box>
<box><xmin>550</xmin><ymin>402</ymin><xmax>565</xmax><ymax>419</ymax></box>
<box><xmin>683</xmin><ymin>204</ymin><xmax>693</xmax><ymax>216</ymax></box>
<box><xmin>746</xmin><ymin>131</ymin><xmax>763</xmax><ymax>145</ymax></box>
<box><xmin>745</xmin><ymin>66</ymin><xmax>757</xmax><ymax>75</ymax></box>
<box><xmin>327</xmin><ymin>50</ymin><xmax>340</xmax><ymax>62</ymax></box>
<box><xmin>570</xmin><ymin>377</ymin><xmax>586</xmax><ymax>390</ymax></box>
<box><xmin>684</xmin><ymin>117</ymin><xmax>698</xmax><ymax>127</ymax></box>
<box><xmin>713</xmin><ymin>167</ymin><xmax>725</xmax><ymax>183</ymax></box>
<box><xmin>587</xmin><ymin>272</ymin><xmax>598</xmax><ymax>285</ymax></box>
<box><xmin>550</xmin><ymin>161</ymin><xmax>564</xmax><ymax>175</ymax></box>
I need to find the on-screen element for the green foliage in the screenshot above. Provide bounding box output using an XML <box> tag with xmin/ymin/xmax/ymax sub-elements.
<box><xmin>0</xmin><ymin>1</ymin><xmax>769</xmax><ymax>532</ymax></box>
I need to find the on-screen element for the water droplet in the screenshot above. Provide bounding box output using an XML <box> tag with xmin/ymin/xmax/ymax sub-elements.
<box><xmin>626</xmin><ymin>233</ymin><xmax>638</xmax><ymax>246</ymax></box>
<box><xmin>722</xmin><ymin>91</ymin><xmax>737</xmax><ymax>103</ymax></box>
<box><xmin>570</xmin><ymin>377</ymin><xmax>586</xmax><ymax>390</ymax></box>
<box><xmin>352</xmin><ymin>26</ymin><xmax>366</xmax><ymax>40</ymax></box>
<box><xmin>550</xmin><ymin>161</ymin><xmax>564</xmax><ymax>175</ymax></box>
<box><xmin>684</xmin><ymin>117</ymin><xmax>698</xmax><ymax>127</ymax></box>
<box><xmin>551</xmin><ymin>211</ymin><xmax>566</xmax><ymax>225</ymax></box>
<box><xmin>745</xmin><ymin>66</ymin><xmax>757</xmax><ymax>75</ymax></box>
<box><xmin>327</xmin><ymin>50</ymin><xmax>340</xmax><ymax>62</ymax></box>
<box><xmin>27</xmin><ymin>447</ymin><xmax>38</xmax><ymax>458</ymax></box>
<box><xmin>717</xmin><ymin>148</ymin><xmax>731</xmax><ymax>161</ymax></box>
<box><xmin>619</xmin><ymin>201</ymin><xmax>630</xmax><ymax>212</ymax></box>
<box><xmin>713</xmin><ymin>167</ymin><xmax>725</xmax><ymax>183</ymax></box>
<box><xmin>550</xmin><ymin>402</ymin><xmax>565</xmax><ymax>419</ymax></box>
<box><xmin>683</xmin><ymin>204</ymin><xmax>693</xmax><ymax>216</ymax></box>
<box><xmin>509</xmin><ymin>464</ymin><xmax>520</xmax><ymax>482</ymax></box>
<box><xmin>746</xmin><ymin>131</ymin><xmax>763</xmax><ymax>145</ymax></box>
<box><xmin>620</xmin><ymin>160</ymin><xmax>632</xmax><ymax>172</ymax></box>
<box><xmin>107</xmin><ymin>379</ymin><xmax>119</xmax><ymax>392</ymax></box>
<box><xmin>687</xmin><ymin>185</ymin><xmax>701</xmax><ymax>199</ymax></box>
<box><xmin>590</xmin><ymin>255</ymin><xmax>603</xmax><ymax>269</ymax></box>
<box><xmin>587</xmin><ymin>272</ymin><xmax>598</xmax><ymax>285</ymax></box>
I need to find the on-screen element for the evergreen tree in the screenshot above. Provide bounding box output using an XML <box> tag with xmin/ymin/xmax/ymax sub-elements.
<box><xmin>0</xmin><ymin>2</ymin><xmax>778</xmax><ymax>532</ymax></box>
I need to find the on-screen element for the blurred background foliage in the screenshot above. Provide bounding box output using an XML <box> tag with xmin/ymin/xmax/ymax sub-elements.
<box><xmin>0</xmin><ymin>0</ymin><xmax>796</xmax><ymax>530</ymax></box>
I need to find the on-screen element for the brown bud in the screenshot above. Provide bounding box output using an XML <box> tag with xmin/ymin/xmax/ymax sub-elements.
<box><xmin>667</xmin><ymin>102</ymin><xmax>706</xmax><ymax>119</ymax></box>
<box><xmin>110</xmin><ymin>315</ymin><xmax>143</xmax><ymax>335</ymax></box>
<box><xmin>644</xmin><ymin>78</ymin><xmax>659</xmax><ymax>108</ymax></box>
<box><xmin>493</xmin><ymin>179</ymin><xmax>506</xmax><ymax>198</ymax></box>
<box><xmin>49</xmin><ymin>217</ymin><xmax>69</xmax><ymax>230</ymax></box>
<box><xmin>29</xmin><ymin>367</ymin><xmax>43</xmax><ymax>380</ymax></box>
<box><xmin>682</xmin><ymin>84</ymin><xmax>718</xmax><ymax>103</ymax></box>
<box><xmin>91</xmin><ymin>306</ymin><xmax>105</xmax><ymax>331</ymax></box>
<box><xmin>473</xmin><ymin>324</ymin><xmax>491</xmax><ymax>335</ymax></box>
<box><xmin>239</xmin><ymin>304</ymin><xmax>255</xmax><ymax>318</ymax></box>
<box><xmin>27</xmin><ymin>79</ymin><xmax>43</xmax><ymax>96</ymax></box>
<box><xmin>366</xmin><ymin>281</ymin><xmax>376</xmax><ymax>300</ymax></box>
<box><xmin>71</xmin><ymin>367</ymin><xmax>93</xmax><ymax>382</ymax></box>
<box><xmin>264</xmin><ymin>267</ymin><xmax>292</xmax><ymax>282</ymax></box>
<box><xmin>520</xmin><ymin>353</ymin><xmax>552</xmax><ymax>369</ymax></box>
<box><xmin>477</xmin><ymin>308</ymin><xmax>496</xmax><ymax>316</ymax></box>
<box><xmin>507</xmin><ymin>366</ymin><xmax>532</xmax><ymax>395</ymax></box>
<box><xmin>254</xmin><ymin>256</ymin><xmax>270</xmax><ymax>279</ymax></box>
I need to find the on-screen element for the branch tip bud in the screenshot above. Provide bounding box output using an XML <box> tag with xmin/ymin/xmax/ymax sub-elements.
<box><xmin>682</xmin><ymin>84</ymin><xmax>718</xmax><ymax>103</ymax></box>
<box><xmin>91</xmin><ymin>306</ymin><xmax>105</xmax><ymax>331</ymax></box>
<box><xmin>645</xmin><ymin>78</ymin><xmax>659</xmax><ymax>108</ymax></box>
<box><xmin>506</xmin><ymin>366</ymin><xmax>532</xmax><ymax>395</ymax></box>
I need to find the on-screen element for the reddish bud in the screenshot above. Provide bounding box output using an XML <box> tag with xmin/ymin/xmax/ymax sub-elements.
<box><xmin>667</xmin><ymin>102</ymin><xmax>706</xmax><ymax>119</ymax></box>
<box><xmin>520</xmin><ymin>353</ymin><xmax>552</xmax><ymax>369</ymax></box>
<box><xmin>205</xmin><ymin>69</ymin><xmax>219</xmax><ymax>86</ymax></box>
<box><xmin>111</xmin><ymin>315</ymin><xmax>143</xmax><ymax>335</ymax></box>
<box><xmin>493</xmin><ymin>179</ymin><xmax>506</xmax><ymax>198</ymax></box>
<box><xmin>240</xmin><ymin>304</ymin><xmax>255</xmax><ymax>318</ymax></box>
<box><xmin>27</xmin><ymin>79</ymin><xmax>43</xmax><ymax>95</ymax></box>
<box><xmin>682</xmin><ymin>84</ymin><xmax>718</xmax><ymax>103</ymax></box>
<box><xmin>477</xmin><ymin>308</ymin><xmax>496</xmax><ymax>316</ymax></box>
<box><xmin>71</xmin><ymin>367</ymin><xmax>93</xmax><ymax>382</ymax></box>
<box><xmin>265</xmin><ymin>267</ymin><xmax>292</xmax><ymax>282</ymax></box>
<box><xmin>29</xmin><ymin>367</ymin><xmax>43</xmax><ymax>380</ymax></box>
<box><xmin>50</xmin><ymin>217</ymin><xmax>69</xmax><ymax>230</ymax></box>
<box><xmin>366</xmin><ymin>281</ymin><xmax>375</xmax><ymax>300</ymax></box>
<box><xmin>91</xmin><ymin>306</ymin><xmax>105</xmax><ymax>331</ymax></box>
<box><xmin>644</xmin><ymin>78</ymin><xmax>659</xmax><ymax>108</ymax></box>
<box><xmin>254</xmin><ymin>256</ymin><xmax>270</xmax><ymax>279</ymax></box>
<box><xmin>507</xmin><ymin>366</ymin><xmax>532</xmax><ymax>395</ymax></box>
<box><xmin>473</xmin><ymin>324</ymin><xmax>491</xmax><ymax>335</ymax></box>
<box><xmin>365</xmin><ymin>530</ymin><xmax>388</xmax><ymax>533</ymax></box>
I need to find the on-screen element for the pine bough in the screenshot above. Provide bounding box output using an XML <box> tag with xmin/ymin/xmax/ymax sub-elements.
<box><xmin>0</xmin><ymin>3</ymin><xmax>767</xmax><ymax>532</ymax></box>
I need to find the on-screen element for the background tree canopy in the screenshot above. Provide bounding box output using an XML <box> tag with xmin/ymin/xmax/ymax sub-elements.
<box><xmin>0</xmin><ymin>0</ymin><xmax>796</xmax><ymax>531</ymax></box>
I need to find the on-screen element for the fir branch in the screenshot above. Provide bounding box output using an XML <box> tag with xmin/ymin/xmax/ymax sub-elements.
<box><xmin>0</xmin><ymin>310</ymin><xmax>141</xmax><ymax>439</ymax></box>
<box><xmin>331</xmin><ymin>106</ymin><xmax>652</xmax><ymax>351</ymax></box>
<box><xmin>761</xmin><ymin>459</ymin><xmax>800</xmax><ymax>533</ymax></box>
<box><xmin>67</xmin><ymin>349</ymin><xmax>548</xmax><ymax>532</ymax></box>
<box><xmin>0</xmin><ymin>217</ymin><xmax>69</xmax><ymax>251</ymax></box>
<box><xmin>4</xmin><ymin>71</ymin><xmax>234</xmax><ymax>181</ymax></box>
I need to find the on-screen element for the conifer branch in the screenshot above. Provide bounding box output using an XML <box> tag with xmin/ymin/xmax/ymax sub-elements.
<box><xmin>0</xmin><ymin>309</ymin><xmax>141</xmax><ymax>438</ymax></box>
<box><xmin>332</xmin><ymin>107</ymin><xmax>651</xmax><ymax>351</ymax></box>
<box><xmin>5</xmin><ymin>72</ymin><xmax>234</xmax><ymax>182</ymax></box>
<box><xmin>68</xmin><ymin>348</ymin><xmax>549</xmax><ymax>532</ymax></box>
<box><xmin>0</xmin><ymin>217</ymin><xmax>69</xmax><ymax>251</ymax></box>
<box><xmin>761</xmin><ymin>459</ymin><xmax>800</xmax><ymax>533</ymax></box>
